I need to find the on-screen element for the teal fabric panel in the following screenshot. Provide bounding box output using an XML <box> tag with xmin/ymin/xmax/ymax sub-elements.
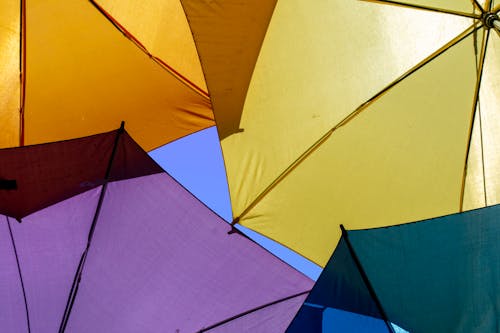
<box><xmin>287</xmin><ymin>237</ymin><xmax>386</xmax><ymax>332</ymax></box>
<box><xmin>350</xmin><ymin>204</ymin><xmax>500</xmax><ymax>333</ymax></box>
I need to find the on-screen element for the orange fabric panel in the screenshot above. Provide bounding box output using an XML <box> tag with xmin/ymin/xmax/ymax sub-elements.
<box><xmin>181</xmin><ymin>0</ymin><xmax>277</xmax><ymax>139</ymax></box>
<box><xmin>23</xmin><ymin>0</ymin><xmax>214</xmax><ymax>150</ymax></box>
<box><xmin>0</xmin><ymin>0</ymin><xmax>20</xmax><ymax>148</ymax></box>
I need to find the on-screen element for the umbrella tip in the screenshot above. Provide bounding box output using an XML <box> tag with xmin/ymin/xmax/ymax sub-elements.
<box><xmin>119</xmin><ymin>121</ymin><xmax>125</xmax><ymax>131</ymax></box>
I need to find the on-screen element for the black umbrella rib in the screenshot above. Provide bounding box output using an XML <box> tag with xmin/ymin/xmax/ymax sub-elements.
<box><xmin>340</xmin><ymin>225</ymin><xmax>395</xmax><ymax>333</ymax></box>
<box><xmin>362</xmin><ymin>0</ymin><xmax>482</xmax><ymax>18</ymax></box>
<box><xmin>6</xmin><ymin>217</ymin><xmax>31</xmax><ymax>333</ymax></box>
<box><xmin>459</xmin><ymin>28</ymin><xmax>491</xmax><ymax>211</ymax></box>
<box><xmin>197</xmin><ymin>290</ymin><xmax>311</xmax><ymax>332</ymax></box>
<box><xmin>58</xmin><ymin>122</ymin><xmax>125</xmax><ymax>333</ymax></box>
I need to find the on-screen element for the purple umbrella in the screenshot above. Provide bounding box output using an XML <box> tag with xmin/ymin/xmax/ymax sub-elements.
<box><xmin>0</xmin><ymin>124</ymin><xmax>312</xmax><ymax>332</ymax></box>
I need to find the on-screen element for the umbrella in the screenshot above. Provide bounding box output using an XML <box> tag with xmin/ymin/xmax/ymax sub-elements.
<box><xmin>0</xmin><ymin>125</ymin><xmax>313</xmax><ymax>332</ymax></box>
<box><xmin>286</xmin><ymin>204</ymin><xmax>499</xmax><ymax>332</ymax></box>
<box><xmin>176</xmin><ymin>0</ymin><xmax>500</xmax><ymax>266</ymax></box>
<box><xmin>0</xmin><ymin>0</ymin><xmax>214</xmax><ymax>149</ymax></box>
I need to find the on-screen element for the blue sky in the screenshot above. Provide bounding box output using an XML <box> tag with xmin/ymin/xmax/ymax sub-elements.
<box><xmin>149</xmin><ymin>126</ymin><xmax>322</xmax><ymax>281</ymax></box>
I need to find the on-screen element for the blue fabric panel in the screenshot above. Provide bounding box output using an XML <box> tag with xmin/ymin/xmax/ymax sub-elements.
<box><xmin>287</xmin><ymin>237</ymin><xmax>383</xmax><ymax>332</ymax></box>
<box><xmin>349</xmin><ymin>204</ymin><xmax>500</xmax><ymax>333</ymax></box>
<box><xmin>286</xmin><ymin>304</ymin><xmax>323</xmax><ymax>333</ymax></box>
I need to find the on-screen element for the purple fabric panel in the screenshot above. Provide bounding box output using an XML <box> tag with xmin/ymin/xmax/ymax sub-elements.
<box><xmin>66</xmin><ymin>173</ymin><xmax>313</xmax><ymax>332</ymax></box>
<box><xmin>205</xmin><ymin>293</ymin><xmax>309</xmax><ymax>333</ymax></box>
<box><xmin>0</xmin><ymin>217</ymin><xmax>27</xmax><ymax>333</ymax></box>
<box><xmin>9</xmin><ymin>187</ymin><xmax>100</xmax><ymax>333</ymax></box>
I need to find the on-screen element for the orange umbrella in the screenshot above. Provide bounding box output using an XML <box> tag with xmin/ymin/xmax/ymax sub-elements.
<box><xmin>0</xmin><ymin>0</ymin><xmax>214</xmax><ymax>150</ymax></box>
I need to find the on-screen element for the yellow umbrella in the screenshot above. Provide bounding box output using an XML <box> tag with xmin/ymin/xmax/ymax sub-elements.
<box><xmin>0</xmin><ymin>0</ymin><xmax>214</xmax><ymax>150</ymax></box>
<box><xmin>180</xmin><ymin>0</ymin><xmax>500</xmax><ymax>265</ymax></box>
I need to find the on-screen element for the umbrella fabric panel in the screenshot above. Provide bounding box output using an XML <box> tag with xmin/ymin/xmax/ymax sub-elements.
<box><xmin>380</xmin><ymin>0</ymin><xmax>485</xmax><ymax>14</ymax></box>
<box><xmin>464</xmin><ymin>35</ymin><xmax>500</xmax><ymax>210</ymax></box>
<box><xmin>214</xmin><ymin>0</ymin><xmax>472</xmax><ymax>223</ymax></box>
<box><xmin>237</xmin><ymin>23</ymin><xmax>480</xmax><ymax>265</ymax></box>
<box><xmin>349</xmin><ymin>204</ymin><xmax>500</xmax><ymax>333</ymax></box>
<box><xmin>5</xmin><ymin>187</ymin><xmax>100</xmax><ymax>333</ymax></box>
<box><xmin>1</xmin><ymin>0</ymin><xmax>214</xmax><ymax>150</ymax></box>
<box><xmin>0</xmin><ymin>129</ymin><xmax>162</xmax><ymax>220</ymax></box>
<box><xmin>66</xmin><ymin>173</ymin><xmax>313</xmax><ymax>332</ymax></box>
<box><xmin>0</xmin><ymin>1</ymin><xmax>19</xmax><ymax>148</ymax></box>
<box><xmin>0</xmin><ymin>219</ymin><xmax>28</xmax><ymax>333</ymax></box>
<box><xmin>180</xmin><ymin>0</ymin><xmax>277</xmax><ymax>139</ymax></box>
<box><xmin>203</xmin><ymin>293</ymin><xmax>308</xmax><ymax>333</ymax></box>
<box><xmin>95</xmin><ymin>0</ymin><xmax>208</xmax><ymax>92</ymax></box>
<box><xmin>286</xmin><ymin>238</ymin><xmax>384</xmax><ymax>332</ymax></box>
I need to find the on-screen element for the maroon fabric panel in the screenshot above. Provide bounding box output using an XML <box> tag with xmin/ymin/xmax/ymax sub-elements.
<box><xmin>0</xmin><ymin>129</ymin><xmax>162</xmax><ymax>220</ymax></box>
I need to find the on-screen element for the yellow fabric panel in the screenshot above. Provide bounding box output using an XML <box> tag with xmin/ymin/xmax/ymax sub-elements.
<box><xmin>239</xmin><ymin>31</ymin><xmax>479</xmax><ymax>266</ymax></box>
<box><xmin>463</xmin><ymin>34</ymin><xmax>500</xmax><ymax>210</ymax></box>
<box><xmin>23</xmin><ymin>0</ymin><xmax>214</xmax><ymax>150</ymax></box>
<box><xmin>180</xmin><ymin>0</ymin><xmax>277</xmax><ymax>139</ymax></box>
<box><xmin>379</xmin><ymin>0</ymin><xmax>482</xmax><ymax>15</ymax></box>
<box><xmin>0</xmin><ymin>0</ymin><xmax>20</xmax><ymax>147</ymax></box>
<box><xmin>222</xmin><ymin>0</ymin><xmax>472</xmax><ymax>220</ymax></box>
<box><xmin>95</xmin><ymin>0</ymin><xmax>207</xmax><ymax>92</ymax></box>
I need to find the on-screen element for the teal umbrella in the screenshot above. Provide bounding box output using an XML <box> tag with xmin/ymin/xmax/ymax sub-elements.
<box><xmin>288</xmin><ymin>204</ymin><xmax>500</xmax><ymax>332</ymax></box>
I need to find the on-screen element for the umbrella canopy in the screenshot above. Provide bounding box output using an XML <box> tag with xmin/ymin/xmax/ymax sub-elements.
<box><xmin>0</xmin><ymin>0</ymin><xmax>214</xmax><ymax>149</ymax></box>
<box><xmin>177</xmin><ymin>0</ymin><xmax>500</xmax><ymax>265</ymax></box>
<box><xmin>287</xmin><ymin>204</ymin><xmax>500</xmax><ymax>332</ymax></box>
<box><xmin>0</xmin><ymin>126</ymin><xmax>313</xmax><ymax>332</ymax></box>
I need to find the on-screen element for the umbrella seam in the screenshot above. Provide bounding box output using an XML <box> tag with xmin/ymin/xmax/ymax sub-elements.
<box><xmin>362</xmin><ymin>0</ymin><xmax>483</xmax><ymax>18</ymax></box>
<box><xmin>459</xmin><ymin>27</ymin><xmax>491</xmax><ymax>211</ymax></box>
<box><xmin>197</xmin><ymin>290</ymin><xmax>311</xmax><ymax>332</ymax></box>
<box><xmin>6</xmin><ymin>216</ymin><xmax>31</xmax><ymax>333</ymax></box>
<box><xmin>87</xmin><ymin>0</ymin><xmax>210</xmax><ymax>99</ymax></box>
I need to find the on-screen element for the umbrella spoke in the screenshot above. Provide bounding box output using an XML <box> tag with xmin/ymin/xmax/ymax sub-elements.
<box><xmin>19</xmin><ymin>0</ymin><xmax>26</xmax><ymax>147</ymax></box>
<box><xmin>88</xmin><ymin>0</ymin><xmax>209</xmax><ymax>98</ymax></box>
<box><xmin>460</xmin><ymin>27</ymin><xmax>492</xmax><ymax>211</ymax></box>
<box><xmin>197</xmin><ymin>290</ymin><xmax>311</xmax><ymax>332</ymax></box>
<box><xmin>361</xmin><ymin>0</ymin><xmax>482</xmax><ymax>19</ymax></box>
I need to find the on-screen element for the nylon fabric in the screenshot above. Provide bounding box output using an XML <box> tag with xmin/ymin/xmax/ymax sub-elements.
<box><xmin>239</xmin><ymin>29</ymin><xmax>479</xmax><ymax>265</ymax></box>
<box><xmin>349</xmin><ymin>204</ymin><xmax>500</xmax><ymax>332</ymax></box>
<box><xmin>220</xmin><ymin>0</ymin><xmax>472</xmax><ymax>225</ymax></box>
<box><xmin>204</xmin><ymin>293</ymin><xmax>308</xmax><ymax>332</ymax></box>
<box><xmin>0</xmin><ymin>0</ymin><xmax>20</xmax><ymax>147</ymax></box>
<box><xmin>464</xmin><ymin>34</ymin><xmax>500</xmax><ymax>210</ymax></box>
<box><xmin>373</xmin><ymin>0</ymin><xmax>483</xmax><ymax>15</ymax></box>
<box><xmin>64</xmin><ymin>173</ymin><xmax>312</xmax><ymax>332</ymax></box>
<box><xmin>95</xmin><ymin>0</ymin><xmax>207</xmax><ymax>92</ymax></box>
<box><xmin>180</xmin><ymin>0</ymin><xmax>277</xmax><ymax>139</ymax></box>
<box><xmin>7</xmin><ymin>188</ymin><xmax>100</xmax><ymax>333</ymax></box>
<box><xmin>286</xmin><ymin>238</ymin><xmax>383</xmax><ymax>332</ymax></box>
<box><xmin>0</xmin><ymin>218</ymin><xmax>27</xmax><ymax>333</ymax></box>
<box><xmin>22</xmin><ymin>0</ymin><xmax>214</xmax><ymax>150</ymax></box>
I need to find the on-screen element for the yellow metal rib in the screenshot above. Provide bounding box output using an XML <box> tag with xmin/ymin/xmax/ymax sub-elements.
<box><xmin>362</xmin><ymin>0</ymin><xmax>482</xmax><ymax>18</ymax></box>
<box><xmin>460</xmin><ymin>27</ymin><xmax>491</xmax><ymax>211</ymax></box>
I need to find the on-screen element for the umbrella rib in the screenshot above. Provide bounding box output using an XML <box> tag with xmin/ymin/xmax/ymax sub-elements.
<box><xmin>362</xmin><ymin>0</ymin><xmax>482</xmax><ymax>18</ymax></box>
<box><xmin>232</xmin><ymin>24</ymin><xmax>480</xmax><ymax>225</ymax></box>
<box><xmin>340</xmin><ymin>225</ymin><xmax>395</xmax><ymax>333</ymax></box>
<box><xmin>19</xmin><ymin>0</ymin><xmax>26</xmax><ymax>147</ymax></box>
<box><xmin>87</xmin><ymin>0</ymin><xmax>210</xmax><ymax>99</ymax></box>
<box><xmin>6</xmin><ymin>217</ymin><xmax>31</xmax><ymax>333</ymax></box>
<box><xmin>58</xmin><ymin>123</ymin><xmax>125</xmax><ymax>333</ymax></box>
<box><xmin>459</xmin><ymin>28</ymin><xmax>491</xmax><ymax>211</ymax></box>
<box><xmin>197</xmin><ymin>290</ymin><xmax>311</xmax><ymax>332</ymax></box>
